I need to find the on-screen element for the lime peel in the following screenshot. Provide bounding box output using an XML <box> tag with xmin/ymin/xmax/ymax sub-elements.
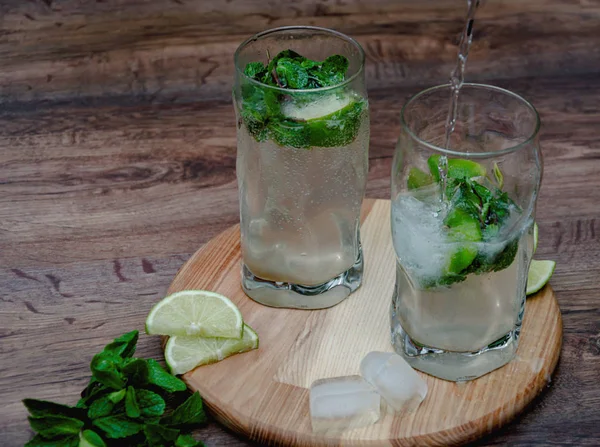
<box><xmin>526</xmin><ymin>260</ymin><xmax>556</xmax><ymax>295</ymax></box>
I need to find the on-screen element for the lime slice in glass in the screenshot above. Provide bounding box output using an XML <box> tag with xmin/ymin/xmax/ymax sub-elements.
<box><xmin>277</xmin><ymin>93</ymin><xmax>364</xmax><ymax>148</ymax></box>
<box><xmin>145</xmin><ymin>290</ymin><xmax>243</xmax><ymax>339</ymax></box>
<box><xmin>533</xmin><ymin>222</ymin><xmax>539</xmax><ymax>254</ymax></box>
<box><xmin>444</xmin><ymin>208</ymin><xmax>482</xmax><ymax>274</ymax></box>
<box><xmin>407</xmin><ymin>167</ymin><xmax>434</xmax><ymax>190</ymax></box>
<box><xmin>427</xmin><ymin>155</ymin><xmax>487</xmax><ymax>182</ymax></box>
<box><xmin>165</xmin><ymin>325</ymin><xmax>259</xmax><ymax>375</ymax></box>
<box><xmin>526</xmin><ymin>260</ymin><xmax>556</xmax><ymax>295</ymax></box>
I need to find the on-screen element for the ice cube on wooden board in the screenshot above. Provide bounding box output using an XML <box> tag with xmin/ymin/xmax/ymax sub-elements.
<box><xmin>310</xmin><ymin>375</ymin><xmax>381</xmax><ymax>434</ymax></box>
<box><xmin>360</xmin><ymin>351</ymin><xmax>428</xmax><ymax>412</ymax></box>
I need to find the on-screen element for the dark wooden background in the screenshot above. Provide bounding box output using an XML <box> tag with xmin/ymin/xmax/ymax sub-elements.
<box><xmin>1</xmin><ymin>1</ymin><xmax>599</xmax><ymax>446</ymax></box>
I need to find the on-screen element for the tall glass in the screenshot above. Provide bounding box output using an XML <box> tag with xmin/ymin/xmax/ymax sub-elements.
<box><xmin>390</xmin><ymin>84</ymin><xmax>541</xmax><ymax>381</ymax></box>
<box><xmin>233</xmin><ymin>27</ymin><xmax>369</xmax><ymax>309</ymax></box>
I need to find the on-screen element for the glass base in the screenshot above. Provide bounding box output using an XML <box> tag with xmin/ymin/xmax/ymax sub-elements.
<box><xmin>390</xmin><ymin>308</ymin><xmax>521</xmax><ymax>382</ymax></box>
<box><xmin>241</xmin><ymin>247</ymin><xmax>363</xmax><ymax>309</ymax></box>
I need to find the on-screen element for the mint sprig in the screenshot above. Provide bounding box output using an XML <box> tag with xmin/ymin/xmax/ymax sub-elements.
<box><xmin>415</xmin><ymin>156</ymin><xmax>522</xmax><ymax>288</ymax></box>
<box><xmin>240</xmin><ymin>49</ymin><xmax>365</xmax><ymax>149</ymax></box>
<box><xmin>24</xmin><ymin>331</ymin><xmax>205</xmax><ymax>447</ymax></box>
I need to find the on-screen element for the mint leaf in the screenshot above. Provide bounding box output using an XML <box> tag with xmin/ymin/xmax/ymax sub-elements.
<box><xmin>102</xmin><ymin>330</ymin><xmax>139</xmax><ymax>359</ymax></box>
<box><xmin>175</xmin><ymin>434</ymin><xmax>205</xmax><ymax>447</ymax></box>
<box><xmin>162</xmin><ymin>392</ymin><xmax>205</xmax><ymax>427</ymax></box>
<box><xmin>78</xmin><ymin>378</ymin><xmax>108</xmax><ymax>408</ymax></box>
<box><xmin>265</xmin><ymin>49</ymin><xmax>304</xmax><ymax>84</ymax></box>
<box><xmin>87</xmin><ymin>396</ymin><xmax>116</xmax><ymax>419</ymax></box>
<box><xmin>79</xmin><ymin>430</ymin><xmax>107</xmax><ymax>447</ymax></box>
<box><xmin>125</xmin><ymin>386</ymin><xmax>141</xmax><ymax>418</ymax></box>
<box><xmin>147</xmin><ymin>359</ymin><xmax>187</xmax><ymax>392</ymax></box>
<box><xmin>90</xmin><ymin>351</ymin><xmax>125</xmax><ymax>390</ymax></box>
<box><xmin>244</xmin><ymin>62</ymin><xmax>266</xmax><ymax>80</ymax></box>
<box><xmin>122</xmin><ymin>358</ymin><xmax>150</xmax><ymax>386</ymax></box>
<box><xmin>310</xmin><ymin>54</ymin><xmax>349</xmax><ymax>87</ymax></box>
<box><xmin>93</xmin><ymin>415</ymin><xmax>143</xmax><ymax>438</ymax></box>
<box><xmin>25</xmin><ymin>434</ymin><xmax>79</xmax><ymax>447</ymax></box>
<box><xmin>275</xmin><ymin>58</ymin><xmax>309</xmax><ymax>89</ymax></box>
<box><xmin>107</xmin><ymin>388</ymin><xmax>126</xmax><ymax>404</ymax></box>
<box><xmin>144</xmin><ymin>423</ymin><xmax>180</xmax><ymax>446</ymax></box>
<box><xmin>136</xmin><ymin>389</ymin><xmax>166</xmax><ymax>417</ymax></box>
<box><xmin>28</xmin><ymin>414</ymin><xmax>84</xmax><ymax>438</ymax></box>
<box><xmin>23</xmin><ymin>399</ymin><xmax>85</xmax><ymax>420</ymax></box>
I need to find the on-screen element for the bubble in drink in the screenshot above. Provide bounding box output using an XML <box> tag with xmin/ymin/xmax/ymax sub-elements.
<box><xmin>360</xmin><ymin>352</ymin><xmax>428</xmax><ymax>412</ymax></box>
<box><xmin>309</xmin><ymin>375</ymin><xmax>380</xmax><ymax>434</ymax></box>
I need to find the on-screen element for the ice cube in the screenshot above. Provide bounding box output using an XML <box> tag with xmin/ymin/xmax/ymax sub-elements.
<box><xmin>391</xmin><ymin>195</ymin><xmax>450</xmax><ymax>281</ymax></box>
<box><xmin>360</xmin><ymin>351</ymin><xmax>428</xmax><ymax>412</ymax></box>
<box><xmin>310</xmin><ymin>375</ymin><xmax>380</xmax><ymax>434</ymax></box>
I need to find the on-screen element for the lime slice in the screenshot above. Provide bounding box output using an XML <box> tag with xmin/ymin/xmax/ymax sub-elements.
<box><xmin>282</xmin><ymin>93</ymin><xmax>353</xmax><ymax>121</ymax></box>
<box><xmin>407</xmin><ymin>167</ymin><xmax>434</xmax><ymax>190</ymax></box>
<box><xmin>145</xmin><ymin>290</ymin><xmax>243</xmax><ymax>339</ymax></box>
<box><xmin>165</xmin><ymin>325</ymin><xmax>259</xmax><ymax>375</ymax></box>
<box><xmin>526</xmin><ymin>260</ymin><xmax>556</xmax><ymax>295</ymax></box>
<box><xmin>427</xmin><ymin>155</ymin><xmax>487</xmax><ymax>182</ymax></box>
<box><xmin>533</xmin><ymin>222</ymin><xmax>539</xmax><ymax>254</ymax></box>
<box><xmin>276</xmin><ymin>93</ymin><xmax>365</xmax><ymax>148</ymax></box>
<box><xmin>444</xmin><ymin>208</ymin><xmax>482</xmax><ymax>274</ymax></box>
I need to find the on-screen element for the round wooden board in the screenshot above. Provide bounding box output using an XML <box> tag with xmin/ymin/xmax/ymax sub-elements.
<box><xmin>166</xmin><ymin>199</ymin><xmax>562</xmax><ymax>447</ymax></box>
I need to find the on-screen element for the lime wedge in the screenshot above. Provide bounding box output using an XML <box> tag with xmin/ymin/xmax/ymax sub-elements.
<box><xmin>145</xmin><ymin>290</ymin><xmax>243</xmax><ymax>339</ymax></box>
<box><xmin>165</xmin><ymin>325</ymin><xmax>259</xmax><ymax>375</ymax></box>
<box><xmin>533</xmin><ymin>222</ymin><xmax>539</xmax><ymax>254</ymax></box>
<box><xmin>526</xmin><ymin>260</ymin><xmax>556</xmax><ymax>295</ymax></box>
<box><xmin>427</xmin><ymin>155</ymin><xmax>487</xmax><ymax>182</ymax></box>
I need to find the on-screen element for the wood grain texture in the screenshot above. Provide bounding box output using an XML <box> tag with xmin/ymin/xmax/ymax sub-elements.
<box><xmin>165</xmin><ymin>199</ymin><xmax>563</xmax><ymax>446</ymax></box>
<box><xmin>1</xmin><ymin>0</ymin><xmax>599</xmax><ymax>446</ymax></box>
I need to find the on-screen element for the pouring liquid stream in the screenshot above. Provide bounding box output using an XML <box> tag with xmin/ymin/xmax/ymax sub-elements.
<box><xmin>439</xmin><ymin>0</ymin><xmax>481</xmax><ymax>203</ymax></box>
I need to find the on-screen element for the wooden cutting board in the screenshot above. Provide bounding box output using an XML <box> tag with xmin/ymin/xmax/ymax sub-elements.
<box><xmin>166</xmin><ymin>199</ymin><xmax>562</xmax><ymax>446</ymax></box>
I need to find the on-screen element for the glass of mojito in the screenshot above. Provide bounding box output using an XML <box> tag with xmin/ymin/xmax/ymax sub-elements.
<box><xmin>390</xmin><ymin>84</ymin><xmax>541</xmax><ymax>381</ymax></box>
<box><xmin>233</xmin><ymin>27</ymin><xmax>369</xmax><ymax>309</ymax></box>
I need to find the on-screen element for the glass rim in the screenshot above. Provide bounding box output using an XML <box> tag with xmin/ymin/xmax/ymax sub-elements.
<box><xmin>400</xmin><ymin>83</ymin><xmax>541</xmax><ymax>158</ymax></box>
<box><xmin>233</xmin><ymin>25</ymin><xmax>366</xmax><ymax>94</ymax></box>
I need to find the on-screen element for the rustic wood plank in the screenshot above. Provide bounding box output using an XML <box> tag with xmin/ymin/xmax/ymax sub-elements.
<box><xmin>2</xmin><ymin>74</ymin><xmax>599</xmax><ymax>267</ymax></box>
<box><xmin>1</xmin><ymin>1</ymin><xmax>600</xmax><ymax>103</ymax></box>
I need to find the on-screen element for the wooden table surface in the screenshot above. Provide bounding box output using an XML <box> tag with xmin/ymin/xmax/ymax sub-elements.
<box><xmin>1</xmin><ymin>1</ymin><xmax>599</xmax><ymax>446</ymax></box>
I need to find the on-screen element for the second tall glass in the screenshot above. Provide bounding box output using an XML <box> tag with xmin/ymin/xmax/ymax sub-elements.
<box><xmin>233</xmin><ymin>27</ymin><xmax>369</xmax><ymax>309</ymax></box>
<box><xmin>390</xmin><ymin>84</ymin><xmax>542</xmax><ymax>381</ymax></box>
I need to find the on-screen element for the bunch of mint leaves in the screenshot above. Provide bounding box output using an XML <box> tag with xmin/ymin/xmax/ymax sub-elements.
<box><xmin>240</xmin><ymin>49</ymin><xmax>365</xmax><ymax>149</ymax></box>
<box><xmin>410</xmin><ymin>157</ymin><xmax>522</xmax><ymax>288</ymax></box>
<box><xmin>23</xmin><ymin>331</ymin><xmax>205</xmax><ymax>447</ymax></box>
<box><xmin>436</xmin><ymin>176</ymin><xmax>521</xmax><ymax>286</ymax></box>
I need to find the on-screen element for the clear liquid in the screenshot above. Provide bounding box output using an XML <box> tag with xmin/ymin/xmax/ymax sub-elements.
<box><xmin>391</xmin><ymin>189</ymin><xmax>534</xmax><ymax>353</ymax></box>
<box><xmin>236</xmin><ymin>109</ymin><xmax>369</xmax><ymax>286</ymax></box>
